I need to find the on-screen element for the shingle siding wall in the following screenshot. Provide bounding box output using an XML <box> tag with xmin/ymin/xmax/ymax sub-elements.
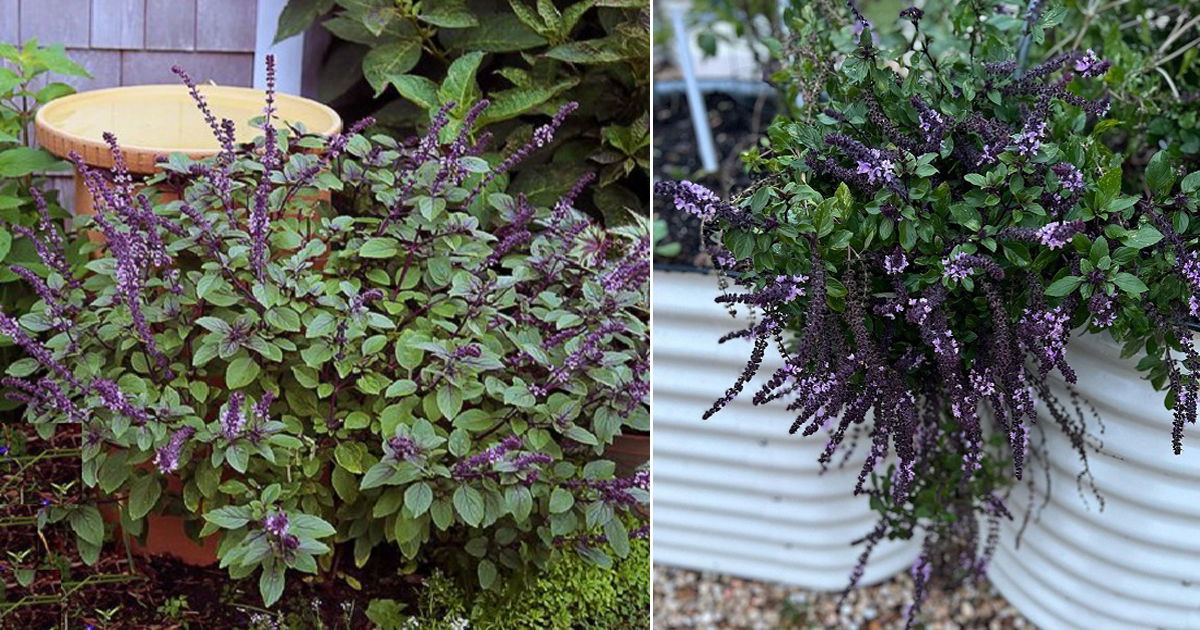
<box><xmin>2</xmin><ymin>0</ymin><xmax>261</xmax><ymax>206</ymax></box>
<box><xmin>3</xmin><ymin>0</ymin><xmax>258</xmax><ymax>90</ymax></box>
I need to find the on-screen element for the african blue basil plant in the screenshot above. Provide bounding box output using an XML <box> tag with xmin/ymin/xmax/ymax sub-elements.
<box><xmin>0</xmin><ymin>56</ymin><xmax>648</xmax><ymax>606</ymax></box>
<box><xmin>659</xmin><ymin>1</ymin><xmax>1199</xmax><ymax>625</ymax></box>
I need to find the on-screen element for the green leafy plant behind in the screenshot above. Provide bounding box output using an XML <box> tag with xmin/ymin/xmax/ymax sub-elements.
<box><xmin>0</xmin><ymin>41</ymin><xmax>89</xmax><ymax>413</ymax></box>
<box><xmin>276</xmin><ymin>0</ymin><xmax>649</xmax><ymax>221</ymax></box>
<box><xmin>0</xmin><ymin>62</ymin><xmax>648</xmax><ymax>607</ymax></box>
<box><xmin>366</xmin><ymin>537</ymin><xmax>649</xmax><ymax>629</ymax></box>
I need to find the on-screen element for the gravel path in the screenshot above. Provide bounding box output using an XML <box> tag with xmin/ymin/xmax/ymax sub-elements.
<box><xmin>653</xmin><ymin>566</ymin><xmax>1036</xmax><ymax>629</ymax></box>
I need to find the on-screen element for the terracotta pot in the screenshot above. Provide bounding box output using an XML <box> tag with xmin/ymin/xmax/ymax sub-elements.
<box><xmin>99</xmin><ymin>453</ymin><xmax>221</xmax><ymax>567</ymax></box>
<box><xmin>607</xmin><ymin>433</ymin><xmax>649</xmax><ymax>475</ymax></box>
<box><xmin>100</xmin><ymin>498</ymin><xmax>221</xmax><ymax>567</ymax></box>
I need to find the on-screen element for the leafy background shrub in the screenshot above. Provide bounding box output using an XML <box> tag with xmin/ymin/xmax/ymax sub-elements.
<box><xmin>1</xmin><ymin>61</ymin><xmax>649</xmax><ymax>606</ymax></box>
<box><xmin>276</xmin><ymin>0</ymin><xmax>650</xmax><ymax>223</ymax></box>
<box><xmin>0</xmin><ymin>42</ymin><xmax>90</xmax><ymax>415</ymax></box>
<box><xmin>658</xmin><ymin>0</ymin><xmax>1199</xmax><ymax>623</ymax></box>
<box><xmin>367</xmin><ymin>537</ymin><xmax>649</xmax><ymax>628</ymax></box>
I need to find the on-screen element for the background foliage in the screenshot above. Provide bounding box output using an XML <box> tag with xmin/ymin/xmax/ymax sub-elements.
<box><xmin>0</xmin><ymin>42</ymin><xmax>88</xmax><ymax>414</ymax></box>
<box><xmin>276</xmin><ymin>0</ymin><xmax>650</xmax><ymax>224</ymax></box>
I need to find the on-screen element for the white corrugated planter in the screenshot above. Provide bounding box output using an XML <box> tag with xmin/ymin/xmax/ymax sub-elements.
<box><xmin>989</xmin><ymin>333</ymin><xmax>1200</xmax><ymax>630</ymax></box>
<box><xmin>653</xmin><ymin>269</ymin><xmax>921</xmax><ymax>588</ymax></box>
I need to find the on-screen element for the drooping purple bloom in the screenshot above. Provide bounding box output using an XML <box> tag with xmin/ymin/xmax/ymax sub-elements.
<box><xmin>92</xmin><ymin>378</ymin><xmax>152</xmax><ymax>424</ymax></box>
<box><xmin>669</xmin><ymin>180</ymin><xmax>720</xmax><ymax>220</ymax></box>
<box><xmin>0</xmin><ymin>311</ymin><xmax>77</xmax><ymax>386</ymax></box>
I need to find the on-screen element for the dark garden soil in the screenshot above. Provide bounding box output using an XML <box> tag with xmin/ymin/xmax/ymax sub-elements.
<box><xmin>653</xmin><ymin>87</ymin><xmax>777</xmax><ymax>267</ymax></box>
<box><xmin>1</xmin><ymin>421</ymin><xmax>420</xmax><ymax>629</ymax></box>
<box><xmin>3</xmin><ymin>525</ymin><xmax>423</xmax><ymax>629</ymax></box>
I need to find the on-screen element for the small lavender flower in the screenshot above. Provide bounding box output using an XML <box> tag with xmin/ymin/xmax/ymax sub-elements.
<box><xmin>1035</xmin><ymin>220</ymin><xmax>1084</xmax><ymax>249</ymax></box>
<box><xmin>942</xmin><ymin>252</ymin><xmax>975</xmax><ymax>281</ymax></box>
<box><xmin>883</xmin><ymin>249</ymin><xmax>908</xmax><ymax>275</ymax></box>
<box><xmin>154</xmin><ymin>426</ymin><xmax>196</xmax><ymax>473</ymax></box>
<box><xmin>1073</xmin><ymin>49</ymin><xmax>1111</xmax><ymax>77</ymax></box>
<box><xmin>670</xmin><ymin>180</ymin><xmax>720</xmax><ymax>220</ymax></box>
<box><xmin>1053</xmin><ymin>162</ymin><xmax>1085</xmax><ymax>195</ymax></box>
<box><xmin>264</xmin><ymin>511</ymin><xmax>290</xmax><ymax>537</ymax></box>
<box><xmin>977</xmin><ymin>143</ymin><xmax>999</xmax><ymax>166</ymax></box>
<box><xmin>1013</xmin><ymin>121</ymin><xmax>1046</xmax><ymax>157</ymax></box>
<box><xmin>854</xmin><ymin>149</ymin><xmax>898</xmax><ymax>185</ymax></box>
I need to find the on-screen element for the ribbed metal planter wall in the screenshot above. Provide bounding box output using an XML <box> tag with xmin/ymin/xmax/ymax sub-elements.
<box><xmin>988</xmin><ymin>333</ymin><xmax>1200</xmax><ymax>630</ymax></box>
<box><xmin>652</xmin><ymin>270</ymin><xmax>921</xmax><ymax>589</ymax></box>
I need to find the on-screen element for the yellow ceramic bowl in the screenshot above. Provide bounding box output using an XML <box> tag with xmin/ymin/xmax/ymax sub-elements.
<box><xmin>36</xmin><ymin>84</ymin><xmax>342</xmax><ymax>173</ymax></box>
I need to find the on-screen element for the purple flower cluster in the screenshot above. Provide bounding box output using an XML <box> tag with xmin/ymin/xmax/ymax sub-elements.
<box><xmin>1035</xmin><ymin>220</ymin><xmax>1084</xmax><ymax>249</ymax></box>
<box><xmin>0</xmin><ymin>311</ymin><xmax>76</xmax><ymax>386</ymax></box>
<box><xmin>1012</xmin><ymin>121</ymin><xmax>1046</xmax><ymax>157</ymax></box>
<box><xmin>264</xmin><ymin>511</ymin><xmax>300</xmax><ymax>550</ymax></box>
<box><xmin>388</xmin><ymin>436</ymin><xmax>425</xmax><ymax>463</ymax></box>
<box><xmin>599</xmin><ymin>237</ymin><xmax>650</xmax><ymax>293</ymax></box>
<box><xmin>855</xmin><ymin>149</ymin><xmax>898</xmax><ymax>185</ymax></box>
<box><xmin>883</xmin><ymin>249</ymin><xmax>908</xmax><ymax>275</ymax></box>
<box><xmin>92</xmin><ymin>378</ymin><xmax>152</xmax><ymax>425</ymax></box>
<box><xmin>1073</xmin><ymin>49</ymin><xmax>1111</xmax><ymax>78</ymax></box>
<box><xmin>1053</xmin><ymin>162</ymin><xmax>1085</xmax><ymax>195</ymax></box>
<box><xmin>942</xmin><ymin>252</ymin><xmax>975</xmax><ymax>281</ymax></box>
<box><xmin>1019</xmin><ymin>304</ymin><xmax>1073</xmax><ymax>378</ymax></box>
<box><xmin>1088</xmin><ymin>290</ymin><xmax>1117</xmax><ymax>327</ymax></box>
<box><xmin>451</xmin><ymin>435</ymin><xmax>522</xmax><ymax>480</ymax></box>
<box><xmin>715</xmin><ymin>274</ymin><xmax>808</xmax><ymax>306</ymax></box>
<box><xmin>567</xmin><ymin>469</ymin><xmax>650</xmax><ymax>508</ymax></box>
<box><xmin>670</xmin><ymin>180</ymin><xmax>720</xmax><ymax>220</ymax></box>
<box><xmin>220</xmin><ymin>392</ymin><xmax>246</xmax><ymax>441</ymax></box>
<box><xmin>3</xmin><ymin>376</ymin><xmax>85</xmax><ymax>421</ymax></box>
<box><xmin>153</xmin><ymin>426</ymin><xmax>196</xmax><ymax>473</ymax></box>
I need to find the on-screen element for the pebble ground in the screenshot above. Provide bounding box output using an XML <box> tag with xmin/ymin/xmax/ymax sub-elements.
<box><xmin>653</xmin><ymin>566</ymin><xmax>1036</xmax><ymax>629</ymax></box>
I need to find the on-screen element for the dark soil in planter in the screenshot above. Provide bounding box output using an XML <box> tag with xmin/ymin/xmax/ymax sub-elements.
<box><xmin>1</xmin><ymin>522</ymin><xmax>423</xmax><ymax>628</ymax></box>
<box><xmin>653</xmin><ymin>87</ymin><xmax>777</xmax><ymax>267</ymax></box>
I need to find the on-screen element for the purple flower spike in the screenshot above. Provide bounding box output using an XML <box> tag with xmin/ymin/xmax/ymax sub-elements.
<box><xmin>220</xmin><ymin>392</ymin><xmax>247</xmax><ymax>441</ymax></box>
<box><xmin>1035</xmin><ymin>220</ymin><xmax>1084</xmax><ymax>249</ymax></box>
<box><xmin>264</xmin><ymin>511</ymin><xmax>290</xmax><ymax>537</ymax></box>
<box><xmin>154</xmin><ymin>426</ymin><xmax>196</xmax><ymax>473</ymax></box>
